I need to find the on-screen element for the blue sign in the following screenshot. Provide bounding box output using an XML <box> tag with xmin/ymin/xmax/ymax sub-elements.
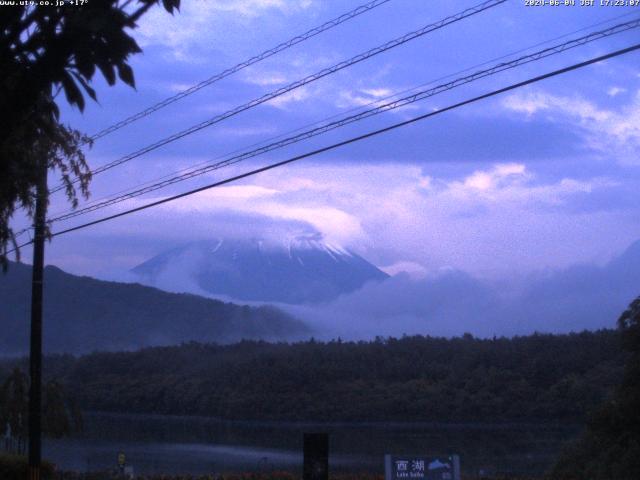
<box><xmin>384</xmin><ymin>455</ymin><xmax>460</xmax><ymax>480</ymax></box>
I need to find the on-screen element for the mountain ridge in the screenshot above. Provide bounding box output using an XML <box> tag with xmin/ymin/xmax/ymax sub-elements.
<box><xmin>0</xmin><ymin>261</ymin><xmax>309</xmax><ymax>355</ymax></box>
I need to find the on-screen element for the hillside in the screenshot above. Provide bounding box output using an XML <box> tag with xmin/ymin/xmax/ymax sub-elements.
<box><xmin>0</xmin><ymin>262</ymin><xmax>310</xmax><ymax>355</ymax></box>
<box><xmin>2</xmin><ymin>331</ymin><xmax>625</xmax><ymax>423</ymax></box>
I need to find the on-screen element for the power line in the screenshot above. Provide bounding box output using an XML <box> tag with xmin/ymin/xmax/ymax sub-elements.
<box><xmin>12</xmin><ymin>227</ymin><xmax>30</xmax><ymax>238</ymax></box>
<box><xmin>57</xmin><ymin>9</ymin><xmax>639</xmax><ymax>219</ymax></box>
<box><xmin>89</xmin><ymin>0</ymin><xmax>394</xmax><ymax>141</ymax></box>
<box><xmin>46</xmin><ymin>18</ymin><xmax>640</xmax><ymax>224</ymax></box>
<box><xmin>49</xmin><ymin>0</ymin><xmax>506</xmax><ymax>194</ymax></box>
<box><xmin>21</xmin><ymin>42</ymin><xmax>636</xmax><ymax>246</ymax></box>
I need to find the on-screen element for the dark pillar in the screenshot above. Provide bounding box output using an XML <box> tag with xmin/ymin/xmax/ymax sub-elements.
<box><xmin>303</xmin><ymin>432</ymin><xmax>328</xmax><ymax>480</ymax></box>
<box><xmin>28</xmin><ymin>162</ymin><xmax>47</xmax><ymax>480</ymax></box>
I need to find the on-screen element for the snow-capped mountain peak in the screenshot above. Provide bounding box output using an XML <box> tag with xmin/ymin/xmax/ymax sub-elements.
<box><xmin>131</xmin><ymin>236</ymin><xmax>388</xmax><ymax>304</ymax></box>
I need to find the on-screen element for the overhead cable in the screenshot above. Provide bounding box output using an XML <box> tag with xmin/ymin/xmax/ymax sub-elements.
<box><xmin>60</xmin><ymin>9</ymin><xmax>640</xmax><ymax>216</ymax></box>
<box><xmin>89</xmin><ymin>0</ymin><xmax>394</xmax><ymax>141</ymax></box>
<box><xmin>32</xmin><ymin>42</ymin><xmax>639</xmax><ymax>243</ymax></box>
<box><xmin>50</xmin><ymin>0</ymin><xmax>506</xmax><ymax>194</ymax></box>
<box><xmin>47</xmin><ymin>18</ymin><xmax>640</xmax><ymax>224</ymax></box>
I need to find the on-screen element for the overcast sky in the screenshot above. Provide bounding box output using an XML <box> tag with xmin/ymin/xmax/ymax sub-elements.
<box><xmin>12</xmin><ymin>0</ymin><xmax>640</xmax><ymax>287</ymax></box>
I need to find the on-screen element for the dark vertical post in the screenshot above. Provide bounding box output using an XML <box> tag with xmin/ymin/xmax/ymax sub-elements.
<box><xmin>303</xmin><ymin>433</ymin><xmax>328</xmax><ymax>480</ymax></box>
<box><xmin>28</xmin><ymin>161</ymin><xmax>47</xmax><ymax>480</ymax></box>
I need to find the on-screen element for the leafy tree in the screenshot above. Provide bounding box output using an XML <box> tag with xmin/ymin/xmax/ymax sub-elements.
<box><xmin>0</xmin><ymin>368</ymin><xmax>28</xmax><ymax>453</ymax></box>
<box><xmin>551</xmin><ymin>297</ymin><xmax>640</xmax><ymax>480</ymax></box>
<box><xmin>0</xmin><ymin>0</ymin><xmax>181</xmax><ymax>269</ymax></box>
<box><xmin>0</xmin><ymin>103</ymin><xmax>91</xmax><ymax>269</ymax></box>
<box><xmin>42</xmin><ymin>380</ymin><xmax>83</xmax><ymax>439</ymax></box>
<box><xmin>0</xmin><ymin>368</ymin><xmax>83</xmax><ymax>448</ymax></box>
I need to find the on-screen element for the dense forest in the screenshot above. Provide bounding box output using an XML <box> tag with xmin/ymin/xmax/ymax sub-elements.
<box><xmin>0</xmin><ymin>330</ymin><xmax>625</xmax><ymax>423</ymax></box>
<box><xmin>551</xmin><ymin>298</ymin><xmax>640</xmax><ymax>479</ymax></box>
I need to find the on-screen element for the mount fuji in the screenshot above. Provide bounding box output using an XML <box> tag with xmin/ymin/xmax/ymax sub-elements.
<box><xmin>131</xmin><ymin>235</ymin><xmax>389</xmax><ymax>304</ymax></box>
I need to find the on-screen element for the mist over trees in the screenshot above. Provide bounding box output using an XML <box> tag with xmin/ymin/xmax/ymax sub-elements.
<box><xmin>0</xmin><ymin>262</ymin><xmax>309</xmax><ymax>355</ymax></box>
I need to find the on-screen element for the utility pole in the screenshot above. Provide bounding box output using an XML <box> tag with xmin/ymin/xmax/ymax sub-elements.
<box><xmin>28</xmin><ymin>160</ymin><xmax>47</xmax><ymax>480</ymax></box>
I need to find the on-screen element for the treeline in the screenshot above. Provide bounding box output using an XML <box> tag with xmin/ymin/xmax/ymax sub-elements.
<box><xmin>551</xmin><ymin>298</ymin><xmax>640</xmax><ymax>479</ymax></box>
<box><xmin>0</xmin><ymin>331</ymin><xmax>626</xmax><ymax>423</ymax></box>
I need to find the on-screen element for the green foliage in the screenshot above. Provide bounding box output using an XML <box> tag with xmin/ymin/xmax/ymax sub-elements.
<box><xmin>618</xmin><ymin>297</ymin><xmax>640</xmax><ymax>354</ymax></box>
<box><xmin>0</xmin><ymin>367</ymin><xmax>82</xmax><ymax>443</ymax></box>
<box><xmin>42</xmin><ymin>380</ymin><xmax>83</xmax><ymax>438</ymax></box>
<box><xmin>0</xmin><ymin>0</ymin><xmax>181</xmax><ymax>268</ymax></box>
<box><xmin>550</xmin><ymin>297</ymin><xmax>640</xmax><ymax>479</ymax></box>
<box><xmin>0</xmin><ymin>368</ymin><xmax>28</xmax><ymax>453</ymax></box>
<box><xmin>0</xmin><ymin>97</ymin><xmax>91</xmax><ymax>269</ymax></box>
<box><xmin>3</xmin><ymin>330</ymin><xmax>623</xmax><ymax>424</ymax></box>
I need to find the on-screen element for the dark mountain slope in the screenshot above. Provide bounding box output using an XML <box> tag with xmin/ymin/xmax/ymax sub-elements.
<box><xmin>0</xmin><ymin>262</ymin><xmax>309</xmax><ymax>355</ymax></box>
